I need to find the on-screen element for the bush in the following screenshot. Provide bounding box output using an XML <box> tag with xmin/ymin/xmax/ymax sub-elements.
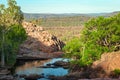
<box><xmin>63</xmin><ymin>38</ymin><xmax>82</xmax><ymax>58</ymax></box>
<box><xmin>63</xmin><ymin>13</ymin><xmax>120</xmax><ymax>66</ymax></box>
<box><xmin>113</xmin><ymin>69</ymin><xmax>120</xmax><ymax>75</ymax></box>
<box><xmin>5</xmin><ymin>25</ymin><xmax>27</xmax><ymax>65</ymax></box>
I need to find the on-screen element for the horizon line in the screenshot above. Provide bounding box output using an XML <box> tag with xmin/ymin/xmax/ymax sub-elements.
<box><xmin>23</xmin><ymin>11</ymin><xmax>120</xmax><ymax>14</ymax></box>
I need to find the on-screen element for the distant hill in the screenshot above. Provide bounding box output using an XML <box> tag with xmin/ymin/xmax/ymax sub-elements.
<box><xmin>23</xmin><ymin>11</ymin><xmax>120</xmax><ymax>27</ymax></box>
<box><xmin>107</xmin><ymin>11</ymin><xmax>120</xmax><ymax>16</ymax></box>
<box><xmin>23</xmin><ymin>13</ymin><xmax>88</xmax><ymax>20</ymax></box>
<box><xmin>23</xmin><ymin>11</ymin><xmax>120</xmax><ymax>20</ymax></box>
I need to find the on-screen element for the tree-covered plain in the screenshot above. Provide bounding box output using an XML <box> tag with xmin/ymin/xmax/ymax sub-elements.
<box><xmin>28</xmin><ymin>16</ymin><xmax>91</xmax><ymax>27</ymax></box>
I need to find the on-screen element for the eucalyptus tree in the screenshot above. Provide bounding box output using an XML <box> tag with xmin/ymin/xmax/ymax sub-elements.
<box><xmin>0</xmin><ymin>0</ymin><xmax>26</xmax><ymax>67</ymax></box>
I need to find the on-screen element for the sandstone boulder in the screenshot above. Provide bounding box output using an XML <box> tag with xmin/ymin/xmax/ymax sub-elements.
<box><xmin>92</xmin><ymin>51</ymin><xmax>120</xmax><ymax>73</ymax></box>
<box><xmin>19</xmin><ymin>22</ymin><xmax>64</xmax><ymax>55</ymax></box>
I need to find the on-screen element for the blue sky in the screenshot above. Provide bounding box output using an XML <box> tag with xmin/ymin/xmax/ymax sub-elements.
<box><xmin>0</xmin><ymin>0</ymin><xmax>120</xmax><ymax>13</ymax></box>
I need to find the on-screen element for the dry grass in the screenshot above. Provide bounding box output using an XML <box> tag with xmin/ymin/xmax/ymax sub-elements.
<box><xmin>29</xmin><ymin>16</ymin><xmax>88</xmax><ymax>43</ymax></box>
<box><xmin>44</xmin><ymin>26</ymin><xmax>84</xmax><ymax>43</ymax></box>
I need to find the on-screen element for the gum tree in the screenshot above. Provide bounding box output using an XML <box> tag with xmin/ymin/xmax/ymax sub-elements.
<box><xmin>0</xmin><ymin>0</ymin><xmax>26</xmax><ymax>67</ymax></box>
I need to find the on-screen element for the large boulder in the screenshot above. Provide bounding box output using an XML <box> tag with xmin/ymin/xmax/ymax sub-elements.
<box><xmin>92</xmin><ymin>51</ymin><xmax>120</xmax><ymax>73</ymax></box>
<box><xmin>19</xmin><ymin>22</ymin><xmax>64</xmax><ymax>55</ymax></box>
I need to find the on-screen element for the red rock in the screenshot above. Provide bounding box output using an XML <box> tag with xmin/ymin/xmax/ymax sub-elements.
<box><xmin>92</xmin><ymin>51</ymin><xmax>120</xmax><ymax>73</ymax></box>
<box><xmin>19</xmin><ymin>22</ymin><xmax>64</xmax><ymax>55</ymax></box>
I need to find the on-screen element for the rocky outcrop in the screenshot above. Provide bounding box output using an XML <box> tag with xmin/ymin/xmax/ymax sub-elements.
<box><xmin>78</xmin><ymin>78</ymin><xmax>119</xmax><ymax>80</ymax></box>
<box><xmin>38</xmin><ymin>61</ymin><xmax>70</xmax><ymax>69</ymax></box>
<box><xmin>92</xmin><ymin>51</ymin><xmax>120</xmax><ymax>73</ymax></box>
<box><xmin>0</xmin><ymin>75</ymin><xmax>14</xmax><ymax>80</ymax></box>
<box><xmin>19</xmin><ymin>22</ymin><xmax>64</xmax><ymax>56</ymax></box>
<box><xmin>22</xmin><ymin>74</ymin><xmax>44</xmax><ymax>80</ymax></box>
<box><xmin>48</xmin><ymin>72</ymin><xmax>119</xmax><ymax>80</ymax></box>
<box><xmin>0</xmin><ymin>68</ymin><xmax>10</xmax><ymax>75</ymax></box>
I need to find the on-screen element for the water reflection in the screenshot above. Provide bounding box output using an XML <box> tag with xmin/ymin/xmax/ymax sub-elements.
<box><xmin>16</xmin><ymin>60</ymin><xmax>50</xmax><ymax>73</ymax></box>
<box><xmin>15</xmin><ymin>58</ymin><xmax>69</xmax><ymax>77</ymax></box>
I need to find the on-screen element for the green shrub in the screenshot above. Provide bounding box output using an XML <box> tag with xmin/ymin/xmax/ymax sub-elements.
<box><xmin>113</xmin><ymin>69</ymin><xmax>120</xmax><ymax>75</ymax></box>
<box><xmin>63</xmin><ymin>13</ymin><xmax>120</xmax><ymax>66</ymax></box>
<box><xmin>5</xmin><ymin>25</ymin><xmax>27</xmax><ymax>65</ymax></box>
<box><xmin>63</xmin><ymin>38</ymin><xmax>82</xmax><ymax>59</ymax></box>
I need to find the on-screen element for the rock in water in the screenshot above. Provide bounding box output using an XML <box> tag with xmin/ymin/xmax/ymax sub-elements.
<box><xmin>92</xmin><ymin>51</ymin><xmax>120</xmax><ymax>73</ymax></box>
<box><xmin>19</xmin><ymin>22</ymin><xmax>64</xmax><ymax>55</ymax></box>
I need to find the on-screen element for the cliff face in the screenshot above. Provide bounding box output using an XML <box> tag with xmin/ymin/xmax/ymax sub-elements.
<box><xmin>19</xmin><ymin>22</ymin><xmax>64</xmax><ymax>55</ymax></box>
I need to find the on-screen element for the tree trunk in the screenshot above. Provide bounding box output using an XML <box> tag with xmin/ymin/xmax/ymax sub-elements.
<box><xmin>1</xmin><ymin>31</ymin><xmax>5</xmax><ymax>67</ymax></box>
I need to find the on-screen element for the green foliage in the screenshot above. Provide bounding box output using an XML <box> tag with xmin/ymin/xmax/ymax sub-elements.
<box><xmin>63</xmin><ymin>38</ymin><xmax>82</xmax><ymax>58</ymax></box>
<box><xmin>7</xmin><ymin>25</ymin><xmax>26</xmax><ymax>44</ymax></box>
<box><xmin>63</xmin><ymin>13</ymin><xmax>120</xmax><ymax>66</ymax></box>
<box><xmin>0</xmin><ymin>24</ymin><xmax>27</xmax><ymax>66</ymax></box>
<box><xmin>113</xmin><ymin>69</ymin><xmax>120</xmax><ymax>75</ymax></box>
<box><xmin>0</xmin><ymin>0</ymin><xmax>23</xmax><ymax>26</ymax></box>
<box><xmin>5</xmin><ymin>25</ymin><xmax>27</xmax><ymax>65</ymax></box>
<box><xmin>0</xmin><ymin>0</ymin><xmax>26</xmax><ymax>66</ymax></box>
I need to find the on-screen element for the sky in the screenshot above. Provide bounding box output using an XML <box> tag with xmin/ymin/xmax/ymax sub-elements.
<box><xmin>0</xmin><ymin>0</ymin><xmax>120</xmax><ymax>13</ymax></box>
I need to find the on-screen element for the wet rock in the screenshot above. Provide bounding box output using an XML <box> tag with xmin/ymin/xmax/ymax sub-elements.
<box><xmin>38</xmin><ymin>60</ymin><xmax>70</xmax><ymax>69</ymax></box>
<box><xmin>37</xmin><ymin>65</ymin><xmax>58</xmax><ymax>68</ymax></box>
<box><xmin>48</xmin><ymin>73</ymin><xmax>119</xmax><ymax>80</ymax></box>
<box><xmin>48</xmin><ymin>75</ymin><xmax>67</xmax><ymax>80</ymax></box>
<box><xmin>66</xmin><ymin>71</ymin><xmax>100</xmax><ymax>79</ymax></box>
<box><xmin>78</xmin><ymin>78</ymin><xmax>119</xmax><ymax>80</ymax></box>
<box><xmin>0</xmin><ymin>75</ymin><xmax>14</xmax><ymax>80</ymax></box>
<box><xmin>48</xmin><ymin>75</ymin><xmax>77</xmax><ymax>80</ymax></box>
<box><xmin>37</xmin><ymin>60</ymin><xmax>70</xmax><ymax>69</ymax></box>
<box><xmin>48</xmin><ymin>75</ymin><xmax>56</xmax><ymax>79</ymax></box>
<box><xmin>52</xmin><ymin>61</ymin><xmax>70</xmax><ymax>69</ymax></box>
<box><xmin>0</xmin><ymin>68</ymin><xmax>10</xmax><ymax>75</ymax></box>
<box><xmin>19</xmin><ymin>74</ymin><xmax>27</xmax><ymax>78</ymax></box>
<box><xmin>46</xmin><ymin>63</ymin><xmax>52</xmax><ymax>66</ymax></box>
<box><xmin>24</xmin><ymin>74</ymin><xmax>44</xmax><ymax>80</ymax></box>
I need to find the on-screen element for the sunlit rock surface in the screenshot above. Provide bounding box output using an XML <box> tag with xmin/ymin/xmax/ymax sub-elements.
<box><xmin>18</xmin><ymin>22</ymin><xmax>64</xmax><ymax>59</ymax></box>
<box><xmin>93</xmin><ymin>51</ymin><xmax>120</xmax><ymax>73</ymax></box>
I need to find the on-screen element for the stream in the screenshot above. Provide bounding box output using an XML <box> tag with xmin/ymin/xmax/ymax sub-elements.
<box><xmin>15</xmin><ymin>58</ymin><xmax>69</xmax><ymax>80</ymax></box>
